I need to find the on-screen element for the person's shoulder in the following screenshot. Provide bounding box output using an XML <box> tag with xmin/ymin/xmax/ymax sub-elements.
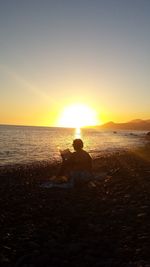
<box><xmin>82</xmin><ymin>149</ymin><xmax>89</xmax><ymax>154</ymax></box>
<box><xmin>82</xmin><ymin>149</ymin><xmax>92</xmax><ymax>158</ymax></box>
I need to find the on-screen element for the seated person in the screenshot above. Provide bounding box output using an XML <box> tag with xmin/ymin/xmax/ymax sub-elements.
<box><xmin>59</xmin><ymin>139</ymin><xmax>92</xmax><ymax>186</ymax></box>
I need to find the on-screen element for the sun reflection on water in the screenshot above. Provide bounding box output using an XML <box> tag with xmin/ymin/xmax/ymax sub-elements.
<box><xmin>74</xmin><ymin>127</ymin><xmax>81</xmax><ymax>139</ymax></box>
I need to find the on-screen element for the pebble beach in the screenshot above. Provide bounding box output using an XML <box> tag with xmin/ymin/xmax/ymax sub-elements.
<box><xmin>0</xmin><ymin>144</ymin><xmax>150</xmax><ymax>267</ymax></box>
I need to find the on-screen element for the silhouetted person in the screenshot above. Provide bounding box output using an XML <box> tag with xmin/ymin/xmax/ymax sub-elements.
<box><xmin>59</xmin><ymin>139</ymin><xmax>92</xmax><ymax>186</ymax></box>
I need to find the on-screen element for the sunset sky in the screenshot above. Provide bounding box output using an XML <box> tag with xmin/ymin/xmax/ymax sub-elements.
<box><xmin>0</xmin><ymin>0</ymin><xmax>150</xmax><ymax>127</ymax></box>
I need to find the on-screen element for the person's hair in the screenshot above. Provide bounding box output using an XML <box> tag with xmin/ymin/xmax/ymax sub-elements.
<box><xmin>73</xmin><ymin>139</ymin><xmax>83</xmax><ymax>150</ymax></box>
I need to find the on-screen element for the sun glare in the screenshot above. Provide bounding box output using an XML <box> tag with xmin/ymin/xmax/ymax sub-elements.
<box><xmin>58</xmin><ymin>104</ymin><xmax>99</xmax><ymax>128</ymax></box>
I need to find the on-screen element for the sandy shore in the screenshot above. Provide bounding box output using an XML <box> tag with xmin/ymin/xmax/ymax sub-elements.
<box><xmin>0</xmin><ymin>144</ymin><xmax>150</xmax><ymax>266</ymax></box>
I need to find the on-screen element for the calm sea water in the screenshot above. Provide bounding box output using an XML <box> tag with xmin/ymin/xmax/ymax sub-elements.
<box><xmin>0</xmin><ymin>125</ymin><xmax>147</xmax><ymax>166</ymax></box>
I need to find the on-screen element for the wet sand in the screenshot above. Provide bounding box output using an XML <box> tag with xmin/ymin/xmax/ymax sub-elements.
<box><xmin>0</xmin><ymin>144</ymin><xmax>150</xmax><ymax>266</ymax></box>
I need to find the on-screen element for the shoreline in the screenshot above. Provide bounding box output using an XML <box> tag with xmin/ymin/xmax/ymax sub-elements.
<box><xmin>0</xmin><ymin>140</ymin><xmax>149</xmax><ymax>172</ymax></box>
<box><xmin>0</xmin><ymin>143</ymin><xmax>149</xmax><ymax>182</ymax></box>
<box><xmin>0</xmin><ymin>144</ymin><xmax>150</xmax><ymax>266</ymax></box>
<box><xmin>0</xmin><ymin>127</ymin><xmax>149</xmax><ymax>168</ymax></box>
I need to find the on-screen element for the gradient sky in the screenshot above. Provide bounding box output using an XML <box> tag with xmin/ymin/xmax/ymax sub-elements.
<box><xmin>0</xmin><ymin>0</ymin><xmax>150</xmax><ymax>126</ymax></box>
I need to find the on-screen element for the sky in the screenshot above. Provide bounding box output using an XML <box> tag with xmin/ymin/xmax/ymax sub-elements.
<box><xmin>0</xmin><ymin>0</ymin><xmax>150</xmax><ymax>126</ymax></box>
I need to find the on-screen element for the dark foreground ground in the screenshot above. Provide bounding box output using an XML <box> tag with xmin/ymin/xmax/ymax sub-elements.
<box><xmin>0</xmin><ymin>144</ymin><xmax>150</xmax><ymax>267</ymax></box>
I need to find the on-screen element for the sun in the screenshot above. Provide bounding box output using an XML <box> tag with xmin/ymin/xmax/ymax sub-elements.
<box><xmin>58</xmin><ymin>104</ymin><xmax>99</xmax><ymax>128</ymax></box>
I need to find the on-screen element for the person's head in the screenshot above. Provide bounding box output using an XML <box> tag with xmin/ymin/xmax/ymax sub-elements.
<box><xmin>72</xmin><ymin>139</ymin><xmax>84</xmax><ymax>151</ymax></box>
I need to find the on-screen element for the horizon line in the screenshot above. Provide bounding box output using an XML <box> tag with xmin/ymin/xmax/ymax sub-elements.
<box><xmin>0</xmin><ymin>118</ymin><xmax>150</xmax><ymax>129</ymax></box>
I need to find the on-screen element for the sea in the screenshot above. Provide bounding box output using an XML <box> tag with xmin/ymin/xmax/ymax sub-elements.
<box><xmin>0</xmin><ymin>125</ymin><xmax>148</xmax><ymax>167</ymax></box>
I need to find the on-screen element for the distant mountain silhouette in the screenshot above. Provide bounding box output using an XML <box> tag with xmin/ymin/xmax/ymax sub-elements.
<box><xmin>97</xmin><ymin>119</ymin><xmax>150</xmax><ymax>130</ymax></box>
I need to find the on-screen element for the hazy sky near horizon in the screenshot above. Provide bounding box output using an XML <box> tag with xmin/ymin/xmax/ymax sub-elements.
<box><xmin>0</xmin><ymin>0</ymin><xmax>150</xmax><ymax>126</ymax></box>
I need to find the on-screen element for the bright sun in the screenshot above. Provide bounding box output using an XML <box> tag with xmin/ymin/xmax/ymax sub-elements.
<box><xmin>58</xmin><ymin>104</ymin><xmax>99</xmax><ymax>128</ymax></box>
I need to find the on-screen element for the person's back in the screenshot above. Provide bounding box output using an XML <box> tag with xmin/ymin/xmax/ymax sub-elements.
<box><xmin>67</xmin><ymin>139</ymin><xmax>92</xmax><ymax>186</ymax></box>
<box><xmin>58</xmin><ymin>138</ymin><xmax>92</xmax><ymax>187</ymax></box>
<box><xmin>70</xmin><ymin>149</ymin><xmax>92</xmax><ymax>172</ymax></box>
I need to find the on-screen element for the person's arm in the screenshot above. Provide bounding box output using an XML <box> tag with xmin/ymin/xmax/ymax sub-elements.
<box><xmin>60</xmin><ymin>149</ymin><xmax>72</xmax><ymax>161</ymax></box>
